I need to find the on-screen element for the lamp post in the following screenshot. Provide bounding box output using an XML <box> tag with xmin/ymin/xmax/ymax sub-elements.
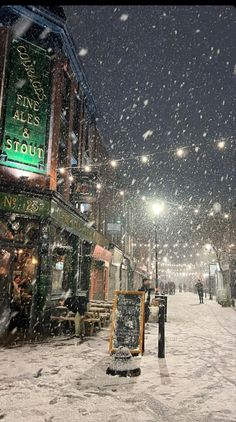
<box><xmin>155</xmin><ymin>221</ymin><xmax>158</xmax><ymax>290</ymax></box>
<box><xmin>151</xmin><ymin>201</ymin><xmax>165</xmax><ymax>291</ymax></box>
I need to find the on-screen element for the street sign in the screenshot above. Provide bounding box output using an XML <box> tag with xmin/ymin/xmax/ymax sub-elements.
<box><xmin>107</xmin><ymin>223</ymin><xmax>121</xmax><ymax>233</ymax></box>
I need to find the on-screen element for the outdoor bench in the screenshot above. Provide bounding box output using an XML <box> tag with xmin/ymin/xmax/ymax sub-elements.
<box><xmin>50</xmin><ymin>313</ymin><xmax>101</xmax><ymax>336</ymax></box>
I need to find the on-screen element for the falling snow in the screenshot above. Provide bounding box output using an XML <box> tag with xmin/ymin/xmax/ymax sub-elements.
<box><xmin>78</xmin><ymin>48</ymin><xmax>88</xmax><ymax>56</ymax></box>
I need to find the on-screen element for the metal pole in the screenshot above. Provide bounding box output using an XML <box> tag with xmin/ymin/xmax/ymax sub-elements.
<box><xmin>209</xmin><ymin>262</ymin><xmax>212</xmax><ymax>300</ymax></box>
<box><xmin>155</xmin><ymin>222</ymin><xmax>158</xmax><ymax>290</ymax></box>
<box><xmin>158</xmin><ymin>301</ymin><xmax>165</xmax><ymax>358</ymax></box>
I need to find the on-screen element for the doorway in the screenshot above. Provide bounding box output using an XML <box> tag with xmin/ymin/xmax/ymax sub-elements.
<box><xmin>0</xmin><ymin>247</ymin><xmax>38</xmax><ymax>335</ymax></box>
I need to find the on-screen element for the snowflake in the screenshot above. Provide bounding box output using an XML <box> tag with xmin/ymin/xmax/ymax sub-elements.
<box><xmin>79</xmin><ymin>48</ymin><xmax>88</xmax><ymax>57</ymax></box>
<box><xmin>120</xmin><ymin>14</ymin><xmax>128</xmax><ymax>21</ymax></box>
<box><xmin>142</xmin><ymin>130</ymin><xmax>153</xmax><ymax>140</ymax></box>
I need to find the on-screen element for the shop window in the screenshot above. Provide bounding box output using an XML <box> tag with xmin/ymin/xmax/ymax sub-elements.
<box><xmin>52</xmin><ymin>250</ymin><xmax>66</xmax><ymax>292</ymax></box>
<box><xmin>0</xmin><ymin>216</ymin><xmax>39</xmax><ymax>244</ymax></box>
<box><xmin>51</xmin><ymin>230</ymin><xmax>77</xmax><ymax>294</ymax></box>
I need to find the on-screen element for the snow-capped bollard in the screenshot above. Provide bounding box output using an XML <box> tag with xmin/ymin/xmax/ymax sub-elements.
<box><xmin>106</xmin><ymin>346</ymin><xmax>141</xmax><ymax>377</ymax></box>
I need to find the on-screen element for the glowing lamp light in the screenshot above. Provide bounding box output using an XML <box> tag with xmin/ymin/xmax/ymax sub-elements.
<box><xmin>69</xmin><ymin>175</ymin><xmax>74</xmax><ymax>182</ymax></box>
<box><xmin>96</xmin><ymin>183</ymin><xmax>102</xmax><ymax>190</ymax></box>
<box><xmin>59</xmin><ymin>168</ymin><xmax>65</xmax><ymax>174</ymax></box>
<box><xmin>176</xmin><ymin>148</ymin><xmax>185</xmax><ymax>157</ymax></box>
<box><xmin>111</xmin><ymin>160</ymin><xmax>117</xmax><ymax>168</ymax></box>
<box><xmin>141</xmin><ymin>155</ymin><xmax>149</xmax><ymax>163</ymax></box>
<box><xmin>141</xmin><ymin>196</ymin><xmax>146</xmax><ymax>201</ymax></box>
<box><xmin>84</xmin><ymin>165</ymin><xmax>91</xmax><ymax>172</ymax></box>
<box><xmin>151</xmin><ymin>201</ymin><xmax>165</xmax><ymax>216</ymax></box>
<box><xmin>224</xmin><ymin>213</ymin><xmax>229</xmax><ymax>219</ymax></box>
<box><xmin>119</xmin><ymin>190</ymin><xmax>124</xmax><ymax>196</ymax></box>
<box><xmin>217</xmin><ymin>141</ymin><xmax>225</xmax><ymax>149</ymax></box>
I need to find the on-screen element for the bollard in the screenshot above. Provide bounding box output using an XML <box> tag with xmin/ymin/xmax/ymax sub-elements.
<box><xmin>155</xmin><ymin>294</ymin><xmax>167</xmax><ymax>322</ymax></box>
<box><xmin>158</xmin><ymin>301</ymin><xmax>165</xmax><ymax>358</ymax></box>
<box><xmin>106</xmin><ymin>346</ymin><xmax>141</xmax><ymax>377</ymax></box>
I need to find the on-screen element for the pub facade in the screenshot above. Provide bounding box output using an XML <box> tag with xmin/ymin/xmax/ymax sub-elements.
<box><xmin>0</xmin><ymin>5</ymin><xmax>113</xmax><ymax>340</ymax></box>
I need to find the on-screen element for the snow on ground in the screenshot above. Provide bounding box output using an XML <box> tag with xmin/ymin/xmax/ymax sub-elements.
<box><xmin>0</xmin><ymin>292</ymin><xmax>235</xmax><ymax>422</ymax></box>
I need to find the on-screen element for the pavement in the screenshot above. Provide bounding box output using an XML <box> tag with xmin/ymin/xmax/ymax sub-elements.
<box><xmin>0</xmin><ymin>292</ymin><xmax>235</xmax><ymax>422</ymax></box>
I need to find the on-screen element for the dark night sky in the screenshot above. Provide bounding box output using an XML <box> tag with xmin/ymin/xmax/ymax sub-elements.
<box><xmin>64</xmin><ymin>5</ymin><xmax>235</xmax><ymax>210</ymax></box>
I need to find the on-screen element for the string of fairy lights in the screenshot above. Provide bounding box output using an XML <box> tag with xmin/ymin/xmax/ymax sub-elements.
<box><xmin>58</xmin><ymin>136</ymin><xmax>235</xmax><ymax>275</ymax></box>
<box><xmin>59</xmin><ymin>137</ymin><xmax>230</xmax><ymax>175</ymax></box>
<box><xmin>58</xmin><ymin>137</ymin><xmax>234</xmax><ymax>216</ymax></box>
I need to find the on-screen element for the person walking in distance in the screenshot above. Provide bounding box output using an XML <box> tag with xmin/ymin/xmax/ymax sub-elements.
<box><xmin>138</xmin><ymin>278</ymin><xmax>151</xmax><ymax>323</ymax></box>
<box><xmin>195</xmin><ymin>279</ymin><xmax>204</xmax><ymax>304</ymax></box>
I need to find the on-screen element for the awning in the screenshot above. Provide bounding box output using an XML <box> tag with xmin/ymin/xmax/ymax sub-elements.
<box><xmin>92</xmin><ymin>244</ymin><xmax>112</xmax><ymax>263</ymax></box>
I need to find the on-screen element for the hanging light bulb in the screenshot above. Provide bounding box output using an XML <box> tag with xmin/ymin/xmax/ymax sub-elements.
<box><xmin>111</xmin><ymin>160</ymin><xmax>117</xmax><ymax>168</ymax></box>
<box><xmin>217</xmin><ymin>140</ymin><xmax>225</xmax><ymax>149</ymax></box>
<box><xmin>176</xmin><ymin>148</ymin><xmax>187</xmax><ymax>158</ymax></box>
<box><xmin>141</xmin><ymin>155</ymin><xmax>149</xmax><ymax>163</ymax></box>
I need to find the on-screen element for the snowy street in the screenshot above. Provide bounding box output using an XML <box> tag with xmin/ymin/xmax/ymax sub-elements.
<box><xmin>0</xmin><ymin>292</ymin><xmax>235</xmax><ymax>422</ymax></box>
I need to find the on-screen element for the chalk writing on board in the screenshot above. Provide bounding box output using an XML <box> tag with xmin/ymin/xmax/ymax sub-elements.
<box><xmin>109</xmin><ymin>290</ymin><xmax>145</xmax><ymax>355</ymax></box>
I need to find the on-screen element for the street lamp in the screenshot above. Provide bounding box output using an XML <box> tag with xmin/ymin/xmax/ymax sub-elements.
<box><xmin>151</xmin><ymin>201</ymin><xmax>165</xmax><ymax>290</ymax></box>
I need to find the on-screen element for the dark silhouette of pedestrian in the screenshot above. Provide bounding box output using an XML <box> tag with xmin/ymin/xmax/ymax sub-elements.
<box><xmin>195</xmin><ymin>280</ymin><xmax>204</xmax><ymax>304</ymax></box>
<box><xmin>138</xmin><ymin>278</ymin><xmax>151</xmax><ymax>323</ymax></box>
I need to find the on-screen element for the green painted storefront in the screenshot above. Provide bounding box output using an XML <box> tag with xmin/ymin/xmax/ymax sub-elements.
<box><xmin>0</xmin><ymin>191</ymin><xmax>109</xmax><ymax>247</ymax></box>
<box><xmin>0</xmin><ymin>190</ymin><xmax>110</xmax><ymax>338</ymax></box>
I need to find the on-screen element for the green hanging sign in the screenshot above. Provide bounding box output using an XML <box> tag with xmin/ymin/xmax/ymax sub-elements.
<box><xmin>0</xmin><ymin>37</ymin><xmax>51</xmax><ymax>174</ymax></box>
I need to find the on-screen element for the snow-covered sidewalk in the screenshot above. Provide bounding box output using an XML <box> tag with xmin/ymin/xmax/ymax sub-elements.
<box><xmin>0</xmin><ymin>292</ymin><xmax>235</xmax><ymax>422</ymax></box>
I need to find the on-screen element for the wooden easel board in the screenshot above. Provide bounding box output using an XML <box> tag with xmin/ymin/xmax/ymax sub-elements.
<box><xmin>109</xmin><ymin>290</ymin><xmax>145</xmax><ymax>356</ymax></box>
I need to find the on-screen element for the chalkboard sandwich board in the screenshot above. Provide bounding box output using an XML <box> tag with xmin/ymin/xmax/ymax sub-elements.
<box><xmin>109</xmin><ymin>290</ymin><xmax>145</xmax><ymax>356</ymax></box>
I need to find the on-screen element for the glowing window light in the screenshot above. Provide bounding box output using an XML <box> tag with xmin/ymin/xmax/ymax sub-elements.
<box><xmin>32</xmin><ymin>256</ymin><xmax>38</xmax><ymax>265</ymax></box>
